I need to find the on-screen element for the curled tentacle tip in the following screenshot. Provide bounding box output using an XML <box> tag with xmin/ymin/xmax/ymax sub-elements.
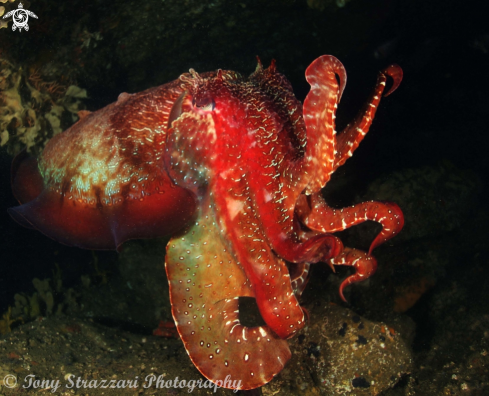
<box><xmin>368</xmin><ymin>239</ymin><xmax>382</xmax><ymax>255</ymax></box>
<box><xmin>338</xmin><ymin>282</ymin><xmax>349</xmax><ymax>303</ymax></box>
<box><xmin>382</xmin><ymin>64</ymin><xmax>403</xmax><ymax>97</ymax></box>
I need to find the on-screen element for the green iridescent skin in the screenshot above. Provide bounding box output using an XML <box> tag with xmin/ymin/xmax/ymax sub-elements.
<box><xmin>166</xmin><ymin>194</ymin><xmax>291</xmax><ymax>390</ymax></box>
<box><xmin>39</xmin><ymin>92</ymin><xmax>168</xmax><ymax>205</ymax></box>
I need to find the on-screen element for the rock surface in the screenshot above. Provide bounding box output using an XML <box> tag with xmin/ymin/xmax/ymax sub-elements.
<box><xmin>264</xmin><ymin>304</ymin><xmax>412</xmax><ymax>395</ymax></box>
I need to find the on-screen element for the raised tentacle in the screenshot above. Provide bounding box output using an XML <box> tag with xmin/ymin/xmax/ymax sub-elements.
<box><xmin>303</xmin><ymin>55</ymin><xmax>346</xmax><ymax>194</ymax></box>
<box><xmin>333</xmin><ymin>64</ymin><xmax>403</xmax><ymax>171</ymax></box>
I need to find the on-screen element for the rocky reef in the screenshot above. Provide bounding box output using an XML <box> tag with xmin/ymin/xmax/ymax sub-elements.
<box><xmin>0</xmin><ymin>59</ymin><xmax>86</xmax><ymax>155</ymax></box>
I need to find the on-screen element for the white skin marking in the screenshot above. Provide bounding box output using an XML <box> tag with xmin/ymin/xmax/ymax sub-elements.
<box><xmin>226</xmin><ymin>198</ymin><xmax>245</xmax><ymax>221</ymax></box>
<box><xmin>219</xmin><ymin>169</ymin><xmax>234</xmax><ymax>180</ymax></box>
<box><xmin>263</xmin><ymin>189</ymin><xmax>273</xmax><ymax>203</ymax></box>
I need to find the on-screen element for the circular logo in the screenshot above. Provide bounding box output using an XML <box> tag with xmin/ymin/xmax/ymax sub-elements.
<box><xmin>2</xmin><ymin>2</ymin><xmax>38</xmax><ymax>32</ymax></box>
<box><xmin>3</xmin><ymin>374</ymin><xmax>18</xmax><ymax>388</ymax></box>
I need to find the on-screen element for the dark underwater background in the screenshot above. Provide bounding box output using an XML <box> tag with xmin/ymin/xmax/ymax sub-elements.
<box><xmin>1</xmin><ymin>0</ymin><xmax>488</xmax><ymax>394</ymax></box>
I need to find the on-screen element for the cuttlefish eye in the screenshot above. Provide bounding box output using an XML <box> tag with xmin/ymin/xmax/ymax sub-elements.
<box><xmin>192</xmin><ymin>95</ymin><xmax>215</xmax><ymax>111</ymax></box>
